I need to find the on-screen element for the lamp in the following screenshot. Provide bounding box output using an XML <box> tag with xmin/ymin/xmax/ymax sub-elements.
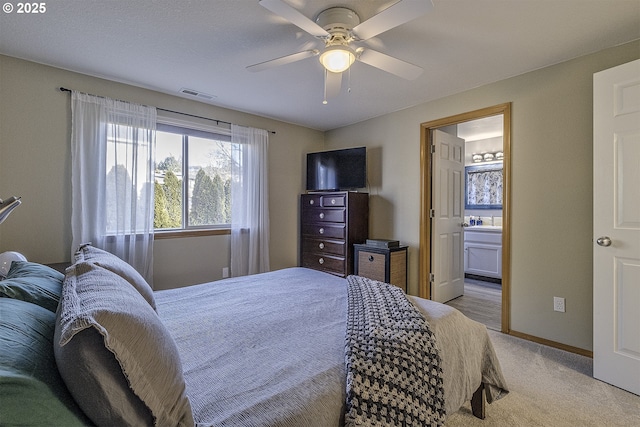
<box><xmin>0</xmin><ymin>196</ymin><xmax>26</xmax><ymax>278</ymax></box>
<box><xmin>319</xmin><ymin>45</ymin><xmax>355</xmax><ymax>73</ymax></box>
<box><xmin>0</xmin><ymin>251</ymin><xmax>27</xmax><ymax>278</ymax></box>
<box><xmin>0</xmin><ymin>196</ymin><xmax>21</xmax><ymax>224</ymax></box>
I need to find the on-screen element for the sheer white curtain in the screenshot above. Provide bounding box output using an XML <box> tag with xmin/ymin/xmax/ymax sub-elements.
<box><xmin>230</xmin><ymin>124</ymin><xmax>270</xmax><ymax>276</ymax></box>
<box><xmin>70</xmin><ymin>91</ymin><xmax>157</xmax><ymax>284</ymax></box>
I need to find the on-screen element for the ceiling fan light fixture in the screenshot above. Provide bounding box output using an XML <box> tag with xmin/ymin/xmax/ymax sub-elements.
<box><xmin>319</xmin><ymin>45</ymin><xmax>355</xmax><ymax>73</ymax></box>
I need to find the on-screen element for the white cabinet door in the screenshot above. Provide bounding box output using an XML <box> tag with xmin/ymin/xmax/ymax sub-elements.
<box><xmin>464</xmin><ymin>242</ymin><xmax>502</xmax><ymax>278</ymax></box>
<box><xmin>593</xmin><ymin>59</ymin><xmax>640</xmax><ymax>395</ymax></box>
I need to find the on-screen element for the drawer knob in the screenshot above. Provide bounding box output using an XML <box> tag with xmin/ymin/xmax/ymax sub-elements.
<box><xmin>319</xmin><ymin>212</ymin><xmax>325</xmax><ymax>219</ymax></box>
<box><xmin>319</xmin><ymin>242</ymin><xmax>325</xmax><ymax>249</ymax></box>
<box><xmin>319</xmin><ymin>257</ymin><xmax>324</xmax><ymax>265</ymax></box>
<box><xmin>331</xmin><ymin>199</ymin><xmax>336</xmax><ymax>205</ymax></box>
<box><xmin>368</xmin><ymin>255</ymin><xmax>374</xmax><ymax>262</ymax></box>
<box><xmin>309</xmin><ymin>200</ymin><xmax>314</xmax><ymax>205</ymax></box>
<box><xmin>319</xmin><ymin>227</ymin><xmax>324</xmax><ymax>234</ymax></box>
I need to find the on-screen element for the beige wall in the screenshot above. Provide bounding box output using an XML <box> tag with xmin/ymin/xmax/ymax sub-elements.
<box><xmin>2</xmin><ymin>40</ymin><xmax>638</xmax><ymax>350</ymax></box>
<box><xmin>324</xmin><ymin>40</ymin><xmax>640</xmax><ymax>352</ymax></box>
<box><xmin>0</xmin><ymin>55</ymin><xmax>324</xmax><ymax>290</ymax></box>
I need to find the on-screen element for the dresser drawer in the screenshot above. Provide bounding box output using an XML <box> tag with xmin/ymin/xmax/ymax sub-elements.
<box><xmin>302</xmin><ymin>194</ymin><xmax>345</xmax><ymax>207</ymax></box>
<box><xmin>303</xmin><ymin>194</ymin><xmax>323</xmax><ymax>207</ymax></box>
<box><xmin>302</xmin><ymin>207</ymin><xmax>346</xmax><ymax>223</ymax></box>
<box><xmin>302</xmin><ymin>238</ymin><xmax>346</xmax><ymax>256</ymax></box>
<box><xmin>321</xmin><ymin>194</ymin><xmax>345</xmax><ymax>207</ymax></box>
<box><xmin>302</xmin><ymin>253</ymin><xmax>346</xmax><ymax>276</ymax></box>
<box><xmin>301</xmin><ymin>223</ymin><xmax>345</xmax><ymax>240</ymax></box>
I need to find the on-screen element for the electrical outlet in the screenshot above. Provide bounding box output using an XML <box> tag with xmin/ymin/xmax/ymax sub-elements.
<box><xmin>554</xmin><ymin>297</ymin><xmax>565</xmax><ymax>313</ymax></box>
<box><xmin>222</xmin><ymin>267</ymin><xmax>229</xmax><ymax>278</ymax></box>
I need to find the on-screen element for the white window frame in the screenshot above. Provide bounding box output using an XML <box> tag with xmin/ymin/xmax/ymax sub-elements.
<box><xmin>155</xmin><ymin>113</ymin><xmax>233</xmax><ymax>234</ymax></box>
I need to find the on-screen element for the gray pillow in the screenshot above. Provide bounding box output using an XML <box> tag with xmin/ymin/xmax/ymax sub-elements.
<box><xmin>55</xmin><ymin>262</ymin><xmax>194</xmax><ymax>427</ymax></box>
<box><xmin>73</xmin><ymin>243</ymin><xmax>156</xmax><ymax>310</ymax></box>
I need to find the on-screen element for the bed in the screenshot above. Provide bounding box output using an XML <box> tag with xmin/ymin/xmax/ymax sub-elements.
<box><xmin>0</xmin><ymin>244</ymin><xmax>508</xmax><ymax>426</ymax></box>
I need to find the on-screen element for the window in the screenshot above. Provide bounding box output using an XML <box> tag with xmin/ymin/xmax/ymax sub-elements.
<box><xmin>154</xmin><ymin>123</ymin><xmax>233</xmax><ymax>231</ymax></box>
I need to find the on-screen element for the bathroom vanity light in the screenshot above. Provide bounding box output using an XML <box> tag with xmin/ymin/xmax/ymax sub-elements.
<box><xmin>472</xmin><ymin>151</ymin><xmax>503</xmax><ymax>163</ymax></box>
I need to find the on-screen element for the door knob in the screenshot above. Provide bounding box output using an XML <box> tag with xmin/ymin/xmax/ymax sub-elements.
<box><xmin>596</xmin><ymin>236</ymin><xmax>612</xmax><ymax>247</ymax></box>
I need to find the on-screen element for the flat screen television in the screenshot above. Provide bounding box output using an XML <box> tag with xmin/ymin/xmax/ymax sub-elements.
<box><xmin>306</xmin><ymin>147</ymin><xmax>366</xmax><ymax>191</ymax></box>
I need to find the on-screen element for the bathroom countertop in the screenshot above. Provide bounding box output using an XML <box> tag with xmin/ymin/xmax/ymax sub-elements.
<box><xmin>464</xmin><ymin>225</ymin><xmax>502</xmax><ymax>232</ymax></box>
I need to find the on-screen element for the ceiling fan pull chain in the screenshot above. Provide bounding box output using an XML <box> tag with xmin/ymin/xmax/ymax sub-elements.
<box><xmin>323</xmin><ymin>69</ymin><xmax>328</xmax><ymax>105</ymax></box>
<box><xmin>348</xmin><ymin>67</ymin><xmax>352</xmax><ymax>93</ymax></box>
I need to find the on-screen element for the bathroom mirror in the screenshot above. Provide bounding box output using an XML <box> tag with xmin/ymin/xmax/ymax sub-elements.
<box><xmin>465</xmin><ymin>163</ymin><xmax>503</xmax><ymax>209</ymax></box>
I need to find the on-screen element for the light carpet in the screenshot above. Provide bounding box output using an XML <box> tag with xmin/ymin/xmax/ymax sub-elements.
<box><xmin>445</xmin><ymin>330</ymin><xmax>640</xmax><ymax>426</ymax></box>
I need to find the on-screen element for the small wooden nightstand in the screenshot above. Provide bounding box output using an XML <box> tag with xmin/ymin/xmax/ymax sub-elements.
<box><xmin>45</xmin><ymin>262</ymin><xmax>72</xmax><ymax>273</ymax></box>
<box><xmin>354</xmin><ymin>244</ymin><xmax>408</xmax><ymax>292</ymax></box>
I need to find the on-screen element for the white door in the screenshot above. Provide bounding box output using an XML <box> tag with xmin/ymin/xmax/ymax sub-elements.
<box><xmin>431</xmin><ymin>129</ymin><xmax>465</xmax><ymax>303</ymax></box>
<box><xmin>593</xmin><ymin>59</ymin><xmax>640</xmax><ymax>395</ymax></box>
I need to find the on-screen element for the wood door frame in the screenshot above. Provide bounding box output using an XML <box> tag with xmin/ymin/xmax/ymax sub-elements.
<box><xmin>419</xmin><ymin>103</ymin><xmax>512</xmax><ymax>333</ymax></box>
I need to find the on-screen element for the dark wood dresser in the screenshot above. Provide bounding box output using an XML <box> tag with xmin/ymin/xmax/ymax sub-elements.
<box><xmin>300</xmin><ymin>191</ymin><xmax>369</xmax><ymax>277</ymax></box>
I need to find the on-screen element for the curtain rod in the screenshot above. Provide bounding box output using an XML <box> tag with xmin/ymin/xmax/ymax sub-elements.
<box><xmin>59</xmin><ymin>87</ymin><xmax>275</xmax><ymax>134</ymax></box>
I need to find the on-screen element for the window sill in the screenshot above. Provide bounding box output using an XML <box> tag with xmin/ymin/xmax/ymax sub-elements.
<box><xmin>154</xmin><ymin>228</ymin><xmax>230</xmax><ymax>239</ymax></box>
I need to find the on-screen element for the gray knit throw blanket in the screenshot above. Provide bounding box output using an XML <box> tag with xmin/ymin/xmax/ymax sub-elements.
<box><xmin>344</xmin><ymin>275</ymin><xmax>446</xmax><ymax>426</ymax></box>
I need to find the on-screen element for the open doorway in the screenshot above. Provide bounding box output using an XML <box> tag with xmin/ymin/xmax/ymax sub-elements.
<box><xmin>450</xmin><ymin>116</ymin><xmax>503</xmax><ymax>331</ymax></box>
<box><xmin>418</xmin><ymin>103</ymin><xmax>511</xmax><ymax>333</ymax></box>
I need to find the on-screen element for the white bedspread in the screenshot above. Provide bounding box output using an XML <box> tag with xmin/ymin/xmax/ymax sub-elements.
<box><xmin>408</xmin><ymin>296</ymin><xmax>508</xmax><ymax>415</ymax></box>
<box><xmin>155</xmin><ymin>267</ymin><xmax>508</xmax><ymax>426</ymax></box>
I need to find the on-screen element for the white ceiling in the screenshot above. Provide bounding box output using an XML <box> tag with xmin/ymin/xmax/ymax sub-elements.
<box><xmin>1</xmin><ymin>0</ymin><xmax>638</xmax><ymax>131</ymax></box>
<box><xmin>458</xmin><ymin>115</ymin><xmax>503</xmax><ymax>141</ymax></box>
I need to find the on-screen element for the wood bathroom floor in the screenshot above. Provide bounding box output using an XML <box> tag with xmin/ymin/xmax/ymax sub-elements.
<box><xmin>445</xmin><ymin>279</ymin><xmax>502</xmax><ymax>331</ymax></box>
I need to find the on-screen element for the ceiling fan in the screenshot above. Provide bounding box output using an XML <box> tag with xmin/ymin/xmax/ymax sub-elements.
<box><xmin>247</xmin><ymin>0</ymin><xmax>433</xmax><ymax>101</ymax></box>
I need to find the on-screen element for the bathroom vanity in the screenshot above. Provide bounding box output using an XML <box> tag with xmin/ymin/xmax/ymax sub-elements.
<box><xmin>464</xmin><ymin>226</ymin><xmax>502</xmax><ymax>280</ymax></box>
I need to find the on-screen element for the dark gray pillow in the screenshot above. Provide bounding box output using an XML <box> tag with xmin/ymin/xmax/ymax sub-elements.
<box><xmin>0</xmin><ymin>298</ymin><xmax>92</xmax><ymax>425</ymax></box>
<box><xmin>0</xmin><ymin>261</ymin><xmax>64</xmax><ymax>312</ymax></box>
<box><xmin>55</xmin><ymin>262</ymin><xmax>194</xmax><ymax>427</ymax></box>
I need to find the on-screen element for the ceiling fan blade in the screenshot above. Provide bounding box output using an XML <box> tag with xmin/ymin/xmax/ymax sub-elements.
<box><xmin>259</xmin><ymin>0</ymin><xmax>329</xmax><ymax>38</ymax></box>
<box><xmin>325</xmin><ymin>71</ymin><xmax>343</xmax><ymax>99</ymax></box>
<box><xmin>357</xmin><ymin>48</ymin><xmax>423</xmax><ymax>80</ymax></box>
<box><xmin>352</xmin><ymin>0</ymin><xmax>434</xmax><ymax>41</ymax></box>
<box><xmin>247</xmin><ymin>49</ymin><xmax>319</xmax><ymax>72</ymax></box>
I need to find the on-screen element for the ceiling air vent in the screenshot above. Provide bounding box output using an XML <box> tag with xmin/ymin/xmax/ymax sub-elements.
<box><xmin>179</xmin><ymin>88</ymin><xmax>216</xmax><ymax>101</ymax></box>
